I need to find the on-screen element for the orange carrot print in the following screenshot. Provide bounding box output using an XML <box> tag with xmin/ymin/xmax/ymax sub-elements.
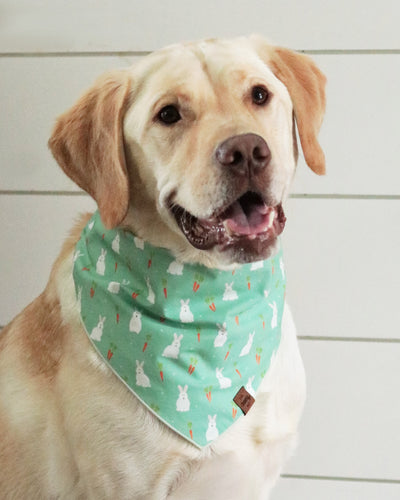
<box><xmin>187</xmin><ymin>422</ymin><xmax>193</xmax><ymax>440</ymax></box>
<box><xmin>197</xmin><ymin>329</ymin><xmax>201</xmax><ymax>342</ymax></box>
<box><xmin>224</xmin><ymin>343</ymin><xmax>233</xmax><ymax>361</ymax></box>
<box><xmin>247</xmin><ymin>276</ymin><xmax>251</xmax><ymax>290</ymax></box>
<box><xmin>107</xmin><ymin>343</ymin><xmax>117</xmax><ymax>360</ymax></box>
<box><xmin>142</xmin><ymin>334</ymin><xmax>152</xmax><ymax>352</ymax></box>
<box><xmin>232</xmin><ymin>402</ymin><xmax>238</xmax><ymax>419</ymax></box>
<box><xmin>188</xmin><ymin>357</ymin><xmax>198</xmax><ymax>375</ymax></box>
<box><xmin>205</xmin><ymin>296</ymin><xmax>216</xmax><ymax>311</ymax></box>
<box><xmin>157</xmin><ymin>362</ymin><xmax>164</xmax><ymax>382</ymax></box>
<box><xmin>255</xmin><ymin>347</ymin><xmax>263</xmax><ymax>365</ymax></box>
<box><xmin>204</xmin><ymin>386</ymin><xmax>212</xmax><ymax>401</ymax></box>
<box><xmin>235</xmin><ymin>315</ymin><xmax>239</xmax><ymax>326</ymax></box>
<box><xmin>132</xmin><ymin>291</ymin><xmax>139</xmax><ymax>299</ymax></box>
<box><xmin>259</xmin><ymin>314</ymin><xmax>265</xmax><ymax>329</ymax></box>
<box><xmin>115</xmin><ymin>262</ymin><xmax>118</xmax><ymax>272</ymax></box>
<box><xmin>193</xmin><ymin>273</ymin><xmax>204</xmax><ymax>292</ymax></box>
<box><xmin>162</xmin><ymin>279</ymin><xmax>168</xmax><ymax>298</ymax></box>
<box><xmin>233</xmin><ymin>362</ymin><xmax>242</xmax><ymax>378</ymax></box>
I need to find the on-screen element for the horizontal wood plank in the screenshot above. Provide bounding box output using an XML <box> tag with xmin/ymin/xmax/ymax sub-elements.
<box><xmin>274</xmin><ymin>477</ymin><xmax>400</xmax><ymax>500</ymax></box>
<box><xmin>0</xmin><ymin>195</ymin><xmax>96</xmax><ymax>325</ymax></box>
<box><xmin>1</xmin><ymin>0</ymin><xmax>399</xmax><ymax>53</ymax></box>
<box><xmin>0</xmin><ymin>55</ymin><xmax>135</xmax><ymax>192</ymax></box>
<box><xmin>285</xmin><ymin>340</ymin><xmax>400</xmax><ymax>480</ymax></box>
<box><xmin>1</xmin><ymin>55</ymin><xmax>399</xmax><ymax>195</ymax></box>
<box><xmin>283</xmin><ymin>198</ymin><xmax>400</xmax><ymax>340</ymax></box>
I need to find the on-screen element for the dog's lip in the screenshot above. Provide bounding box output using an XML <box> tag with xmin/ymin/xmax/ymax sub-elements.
<box><xmin>168</xmin><ymin>191</ymin><xmax>286</xmax><ymax>251</ymax></box>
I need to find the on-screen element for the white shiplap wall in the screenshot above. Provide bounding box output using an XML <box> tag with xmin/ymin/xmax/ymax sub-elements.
<box><xmin>1</xmin><ymin>1</ymin><xmax>399</xmax><ymax>498</ymax></box>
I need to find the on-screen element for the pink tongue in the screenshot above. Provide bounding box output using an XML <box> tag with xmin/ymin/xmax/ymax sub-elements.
<box><xmin>224</xmin><ymin>201</ymin><xmax>274</xmax><ymax>235</ymax></box>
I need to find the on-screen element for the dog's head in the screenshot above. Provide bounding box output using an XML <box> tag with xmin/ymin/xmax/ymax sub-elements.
<box><xmin>49</xmin><ymin>36</ymin><xmax>326</xmax><ymax>267</ymax></box>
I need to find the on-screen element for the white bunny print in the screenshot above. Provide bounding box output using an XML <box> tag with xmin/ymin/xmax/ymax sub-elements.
<box><xmin>162</xmin><ymin>333</ymin><xmax>183</xmax><ymax>359</ymax></box>
<box><xmin>107</xmin><ymin>279</ymin><xmax>129</xmax><ymax>295</ymax></box>
<box><xmin>96</xmin><ymin>248</ymin><xmax>107</xmax><ymax>275</ymax></box>
<box><xmin>176</xmin><ymin>385</ymin><xmax>190</xmax><ymax>412</ymax></box>
<box><xmin>135</xmin><ymin>360</ymin><xmax>151</xmax><ymax>388</ymax></box>
<box><xmin>167</xmin><ymin>260</ymin><xmax>184</xmax><ymax>275</ymax></box>
<box><xmin>179</xmin><ymin>299</ymin><xmax>194</xmax><ymax>323</ymax></box>
<box><xmin>111</xmin><ymin>233</ymin><xmax>120</xmax><ymax>254</ymax></box>
<box><xmin>76</xmin><ymin>286</ymin><xmax>82</xmax><ymax>314</ymax></box>
<box><xmin>129</xmin><ymin>310</ymin><xmax>142</xmax><ymax>334</ymax></box>
<box><xmin>269</xmin><ymin>301</ymin><xmax>278</xmax><ymax>329</ymax></box>
<box><xmin>134</xmin><ymin>236</ymin><xmax>144</xmax><ymax>250</ymax></box>
<box><xmin>73</xmin><ymin>249</ymin><xmax>83</xmax><ymax>262</ymax></box>
<box><xmin>239</xmin><ymin>331</ymin><xmax>255</xmax><ymax>357</ymax></box>
<box><xmin>215</xmin><ymin>368</ymin><xmax>232</xmax><ymax>389</ymax></box>
<box><xmin>245</xmin><ymin>376</ymin><xmax>256</xmax><ymax>398</ymax></box>
<box><xmin>222</xmin><ymin>282</ymin><xmax>238</xmax><ymax>301</ymax></box>
<box><xmin>214</xmin><ymin>322</ymin><xmax>228</xmax><ymax>347</ymax></box>
<box><xmin>206</xmin><ymin>415</ymin><xmax>219</xmax><ymax>442</ymax></box>
<box><xmin>107</xmin><ymin>281</ymin><xmax>120</xmax><ymax>294</ymax></box>
<box><xmin>279</xmin><ymin>257</ymin><xmax>285</xmax><ymax>280</ymax></box>
<box><xmin>90</xmin><ymin>315</ymin><xmax>106</xmax><ymax>341</ymax></box>
<box><xmin>146</xmin><ymin>277</ymin><xmax>155</xmax><ymax>304</ymax></box>
<box><xmin>250</xmin><ymin>260</ymin><xmax>264</xmax><ymax>271</ymax></box>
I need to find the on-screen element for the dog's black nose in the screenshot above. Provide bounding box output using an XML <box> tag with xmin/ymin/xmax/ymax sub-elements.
<box><xmin>215</xmin><ymin>133</ymin><xmax>271</xmax><ymax>176</ymax></box>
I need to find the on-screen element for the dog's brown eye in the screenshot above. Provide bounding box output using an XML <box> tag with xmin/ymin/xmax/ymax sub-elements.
<box><xmin>158</xmin><ymin>105</ymin><xmax>181</xmax><ymax>125</ymax></box>
<box><xmin>252</xmin><ymin>86</ymin><xmax>269</xmax><ymax>105</ymax></box>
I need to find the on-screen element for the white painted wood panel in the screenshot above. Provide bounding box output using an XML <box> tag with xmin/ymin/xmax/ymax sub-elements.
<box><xmin>283</xmin><ymin>198</ymin><xmax>400</xmax><ymax>340</ymax></box>
<box><xmin>1</xmin><ymin>0</ymin><xmax>399</xmax><ymax>53</ymax></box>
<box><xmin>292</xmin><ymin>54</ymin><xmax>400</xmax><ymax>196</ymax></box>
<box><xmin>1</xmin><ymin>55</ymin><xmax>400</xmax><ymax>195</ymax></box>
<box><xmin>274</xmin><ymin>477</ymin><xmax>400</xmax><ymax>500</ymax></box>
<box><xmin>0</xmin><ymin>195</ymin><xmax>95</xmax><ymax>325</ymax></box>
<box><xmin>0</xmin><ymin>55</ymin><xmax>135</xmax><ymax>192</ymax></box>
<box><xmin>1</xmin><ymin>196</ymin><xmax>398</xmax><ymax>340</ymax></box>
<box><xmin>283</xmin><ymin>199</ymin><xmax>400</xmax><ymax>339</ymax></box>
<box><xmin>286</xmin><ymin>340</ymin><xmax>400</xmax><ymax>480</ymax></box>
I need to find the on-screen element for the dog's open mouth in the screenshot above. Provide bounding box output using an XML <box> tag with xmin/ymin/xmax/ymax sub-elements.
<box><xmin>169</xmin><ymin>191</ymin><xmax>286</xmax><ymax>251</ymax></box>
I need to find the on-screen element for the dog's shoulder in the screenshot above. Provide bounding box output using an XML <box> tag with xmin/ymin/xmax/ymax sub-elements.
<box><xmin>0</xmin><ymin>213</ymin><xmax>92</xmax><ymax>376</ymax></box>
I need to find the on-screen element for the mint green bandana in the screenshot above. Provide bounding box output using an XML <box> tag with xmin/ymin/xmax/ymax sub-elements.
<box><xmin>73</xmin><ymin>212</ymin><xmax>286</xmax><ymax>448</ymax></box>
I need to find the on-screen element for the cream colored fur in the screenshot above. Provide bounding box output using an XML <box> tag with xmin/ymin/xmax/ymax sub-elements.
<box><xmin>0</xmin><ymin>35</ymin><xmax>326</xmax><ymax>499</ymax></box>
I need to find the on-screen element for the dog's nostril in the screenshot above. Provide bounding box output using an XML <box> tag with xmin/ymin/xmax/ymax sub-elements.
<box><xmin>232</xmin><ymin>151</ymin><xmax>243</xmax><ymax>165</ymax></box>
<box><xmin>253</xmin><ymin>146</ymin><xmax>265</xmax><ymax>160</ymax></box>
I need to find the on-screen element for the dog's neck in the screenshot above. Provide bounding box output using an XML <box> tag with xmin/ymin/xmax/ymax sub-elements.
<box><xmin>73</xmin><ymin>211</ymin><xmax>286</xmax><ymax>447</ymax></box>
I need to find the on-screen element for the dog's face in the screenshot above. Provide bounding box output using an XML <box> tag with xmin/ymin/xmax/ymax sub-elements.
<box><xmin>49</xmin><ymin>36</ymin><xmax>326</xmax><ymax>267</ymax></box>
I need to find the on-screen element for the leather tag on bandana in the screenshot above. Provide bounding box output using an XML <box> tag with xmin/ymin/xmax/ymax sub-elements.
<box><xmin>233</xmin><ymin>386</ymin><xmax>255</xmax><ymax>415</ymax></box>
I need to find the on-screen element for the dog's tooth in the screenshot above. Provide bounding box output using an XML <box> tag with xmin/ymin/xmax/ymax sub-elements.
<box><xmin>266</xmin><ymin>210</ymin><xmax>276</xmax><ymax>229</ymax></box>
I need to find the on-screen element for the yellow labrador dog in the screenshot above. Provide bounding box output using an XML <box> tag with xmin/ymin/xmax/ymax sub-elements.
<box><xmin>0</xmin><ymin>35</ymin><xmax>326</xmax><ymax>499</ymax></box>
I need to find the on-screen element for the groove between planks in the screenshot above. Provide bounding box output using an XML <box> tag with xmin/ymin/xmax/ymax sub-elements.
<box><xmin>0</xmin><ymin>49</ymin><xmax>399</xmax><ymax>58</ymax></box>
<box><xmin>281</xmin><ymin>474</ymin><xmax>400</xmax><ymax>484</ymax></box>
<box><xmin>1</xmin><ymin>191</ymin><xmax>400</xmax><ymax>200</ymax></box>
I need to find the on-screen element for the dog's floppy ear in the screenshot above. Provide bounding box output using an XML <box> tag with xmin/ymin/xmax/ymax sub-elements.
<box><xmin>251</xmin><ymin>37</ymin><xmax>327</xmax><ymax>175</ymax></box>
<box><xmin>48</xmin><ymin>70</ymin><xmax>132</xmax><ymax>228</ymax></box>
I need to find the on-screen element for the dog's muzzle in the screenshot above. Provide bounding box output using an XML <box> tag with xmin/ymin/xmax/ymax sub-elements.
<box><xmin>169</xmin><ymin>133</ymin><xmax>286</xmax><ymax>258</ymax></box>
